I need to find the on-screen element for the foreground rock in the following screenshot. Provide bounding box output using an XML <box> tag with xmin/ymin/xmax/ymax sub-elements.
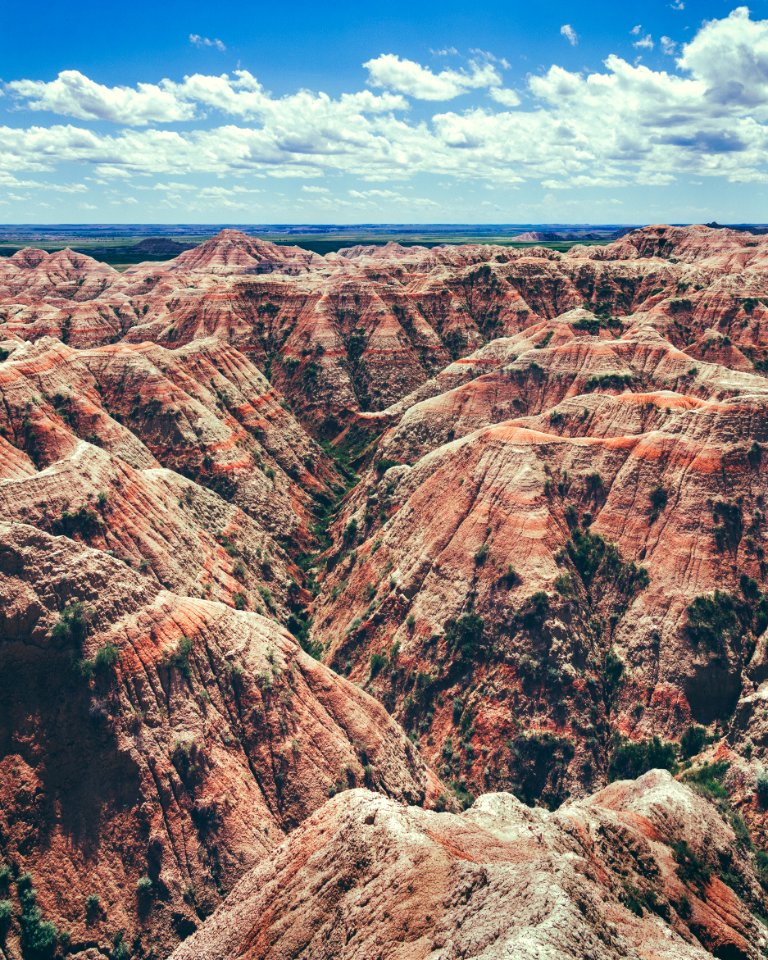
<box><xmin>173</xmin><ymin>770</ymin><xmax>768</xmax><ymax>960</ymax></box>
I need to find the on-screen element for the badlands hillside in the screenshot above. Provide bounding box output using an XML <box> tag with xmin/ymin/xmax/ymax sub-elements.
<box><xmin>1</xmin><ymin>224</ymin><xmax>768</xmax><ymax>958</ymax></box>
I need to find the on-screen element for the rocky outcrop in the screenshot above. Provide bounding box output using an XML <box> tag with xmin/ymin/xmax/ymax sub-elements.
<box><xmin>172</xmin><ymin>771</ymin><xmax>768</xmax><ymax>960</ymax></box>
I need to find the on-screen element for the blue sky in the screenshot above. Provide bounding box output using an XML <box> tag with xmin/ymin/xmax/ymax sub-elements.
<box><xmin>1</xmin><ymin>1</ymin><xmax>767</xmax><ymax>223</ymax></box>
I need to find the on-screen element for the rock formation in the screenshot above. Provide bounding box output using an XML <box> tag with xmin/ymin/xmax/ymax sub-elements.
<box><xmin>172</xmin><ymin>772</ymin><xmax>767</xmax><ymax>960</ymax></box>
<box><xmin>1</xmin><ymin>223</ymin><xmax>767</xmax><ymax>959</ymax></box>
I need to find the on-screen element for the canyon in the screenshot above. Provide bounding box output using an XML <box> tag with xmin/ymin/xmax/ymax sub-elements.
<box><xmin>1</xmin><ymin>224</ymin><xmax>768</xmax><ymax>959</ymax></box>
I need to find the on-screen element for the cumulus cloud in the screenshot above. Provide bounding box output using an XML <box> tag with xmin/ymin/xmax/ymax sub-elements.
<box><xmin>560</xmin><ymin>25</ymin><xmax>578</xmax><ymax>47</ymax></box>
<box><xmin>2</xmin><ymin>8</ymin><xmax>768</xmax><ymax>195</ymax></box>
<box><xmin>6</xmin><ymin>70</ymin><xmax>196</xmax><ymax>124</ymax></box>
<box><xmin>677</xmin><ymin>6</ymin><xmax>768</xmax><ymax>107</ymax></box>
<box><xmin>6</xmin><ymin>69</ymin><xmax>408</xmax><ymax>127</ymax></box>
<box><xmin>489</xmin><ymin>87</ymin><xmax>521</xmax><ymax>107</ymax></box>
<box><xmin>190</xmin><ymin>34</ymin><xmax>226</xmax><ymax>52</ymax></box>
<box><xmin>364</xmin><ymin>54</ymin><xmax>501</xmax><ymax>99</ymax></box>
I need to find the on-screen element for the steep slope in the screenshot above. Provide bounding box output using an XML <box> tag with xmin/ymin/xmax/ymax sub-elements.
<box><xmin>0</xmin><ymin>524</ymin><xmax>442</xmax><ymax>958</ymax></box>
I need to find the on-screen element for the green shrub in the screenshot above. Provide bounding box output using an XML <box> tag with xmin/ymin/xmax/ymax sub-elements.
<box><xmin>136</xmin><ymin>875</ymin><xmax>153</xmax><ymax>898</ymax></box>
<box><xmin>111</xmin><ymin>930</ymin><xmax>131</xmax><ymax>960</ymax></box>
<box><xmin>16</xmin><ymin>873</ymin><xmax>33</xmax><ymax>897</ymax></box>
<box><xmin>685</xmin><ymin>591</ymin><xmax>746</xmax><ymax>650</ymax></box>
<box><xmin>168</xmin><ymin>636</ymin><xmax>194</xmax><ymax>679</ymax></box>
<box><xmin>682</xmin><ymin>761</ymin><xmax>730</xmax><ymax>801</ymax></box>
<box><xmin>585</xmin><ymin>472</ymin><xmax>604</xmax><ymax>497</ymax></box>
<box><xmin>649</xmin><ymin>485</ymin><xmax>668</xmax><ymax>513</ymax></box>
<box><xmin>20</xmin><ymin>911</ymin><xmax>60</xmax><ymax>959</ymax></box>
<box><xmin>756</xmin><ymin>849</ymin><xmax>768</xmax><ymax>889</ymax></box>
<box><xmin>94</xmin><ymin>642</ymin><xmax>120</xmax><ymax>674</ymax></box>
<box><xmin>16</xmin><ymin>874</ymin><xmax>63</xmax><ymax>960</ymax></box>
<box><xmin>680</xmin><ymin>724</ymin><xmax>707</xmax><ymax>759</ymax></box>
<box><xmin>233</xmin><ymin>592</ymin><xmax>247</xmax><ymax>610</ymax></box>
<box><xmin>50</xmin><ymin>602</ymin><xmax>92</xmax><ymax>647</ymax></box>
<box><xmin>669</xmin><ymin>298</ymin><xmax>693</xmax><ymax>314</ymax></box>
<box><xmin>609</xmin><ymin>735</ymin><xmax>676</xmax><ymax>781</ymax></box>
<box><xmin>369</xmin><ymin>652</ymin><xmax>386</xmax><ymax>678</ymax></box>
<box><xmin>565</xmin><ymin>528</ymin><xmax>648</xmax><ymax>596</ymax></box>
<box><xmin>517</xmin><ymin>591</ymin><xmax>550</xmax><ymax>630</ymax></box>
<box><xmin>85</xmin><ymin>893</ymin><xmax>101</xmax><ymax>923</ymax></box>
<box><xmin>501</xmin><ymin>566</ymin><xmax>519</xmax><ymax>588</ymax></box>
<box><xmin>756</xmin><ymin>769</ymin><xmax>768</xmax><ymax>809</ymax></box>
<box><xmin>554</xmin><ymin>573</ymin><xmax>575</xmax><ymax>597</ymax></box>
<box><xmin>603</xmin><ymin>649</ymin><xmax>625</xmax><ymax>702</ymax></box>
<box><xmin>672</xmin><ymin>840</ymin><xmax>710</xmax><ymax>887</ymax></box>
<box><xmin>444</xmin><ymin>613</ymin><xmax>485</xmax><ymax>661</ymax></box>
<box><xmin>375</xmin><ymin>458</ymin><xmax>401</xmax><ymax>476</ymax></box>
<box><xmin>0</xmin><ymin>900</ymin><xmax>11</xmax><ymax>938</ymax></box>
<box><xmin>474</xmin><ymin>543</ymin><xmax>489</xmax><ymax>565</ymax></box>
<box><xmin>584</xmin><ymin>373</ymin><xmax>632</xmax><ymax>392</ymax></box>
<box><xmin>52</xmin><ymin>506</ymin><xmax>103</xmax><ymax>541</ymax></box>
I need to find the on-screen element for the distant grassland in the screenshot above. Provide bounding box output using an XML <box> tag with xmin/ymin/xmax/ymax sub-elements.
<box><xmin>0</xmin><ymin>233</ymin><xmax>608</xmax><ymax>267</ymax></box>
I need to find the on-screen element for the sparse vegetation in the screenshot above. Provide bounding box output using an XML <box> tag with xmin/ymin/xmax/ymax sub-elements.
<box><xmin>756</xmin><ymin>768</ymin><xmax>768</xmax><ymax>809</ymax></box>
<box><xmin>233</xmin><ymin>592</ymin><xmax>247</xmax><ymax>610</ymax></box>
<box><xmin>681</xmin><ymin>761</ymin><xmax>729</xmax><ymax>801</ymax></box>
<box><xmin>685</xmin><ymin>591</ymin><xmax>746</xmax><ymax>651</ymax></box>
<box><xmin>584</xmin><ymin>373</ymin><xmax>632</xmax><ymax>392</ymax></box>
<box><xmin>52</xmin><ymin>505</ymin><xmax>103</xmax><ymax>541</ymax></box>
<box><xmin>444</xmin><ymin>613</ymin><xmax>485</xmax><ymax>661</ymax></box>
<box><xmin>50</xmin><ymin>602</ymin><xmax>92</xmax><ymax>647</ymax></box>
<box><xmin>672</xmin><ymin>840</ymin><xmax>710</xmax><ymax>887</ymax></box>
<box><xmin>680</xmin><ymin>724</ymin><xmax>707</xmax><ymax>759</ymax></box>
<box><xmin>167</xmin><ymin>636</ymin><xmax>194</xmax><ymax>680</ymax></box>
<box><xmin>609</xmin><ymin>735</ymin><xmax>676</xmax><ymax>781</ymax></box>
<box><xmin>369</xmin><ymin>652</ymin><xmax>386</xmax><ymax>678</ymax></box>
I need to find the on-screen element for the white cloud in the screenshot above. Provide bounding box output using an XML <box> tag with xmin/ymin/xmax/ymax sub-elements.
<box><xmin>6</xmin><ymin>69</ymin><xmax>408</xmax><ymax>129</ymax></box>
<box><xmin>2</xmin><ymin>8</ymin><xmax>768</xmax><ymax>197</ymax></box>
<box><xmin>633</xmin><ymin>34</ymin><xmax>654</xmax><ymax>51</ymax></box>
<box><xmin>677</xmin><ymin>6</ymin><xmax>768</xmax><ymax>107</ymax></box>
<box><xmin>190</xmin><ymin>34</ymin><xmax>226</xmax><ymax>52</ymax></box>
<box><xmin>660</xmin><ymin>36</ymin><xmax>677</xmax><ymax>56</ymax></box>
<box><xmin>364</xmin><ymin>54</ymin><xmax>501</xmax><ymax>100</ymax></box>
<box><xmin>560</xmin><ymin>25</ymin><xmax>578</xmax><ymax>47</ymax></box>
<box><xmin>671</xmin><ymin>1</ymin><xmax>684</xmax><ymax>9</ymax></box>
<box><xmin>489</xmin><ymin>87</ymin><xmax>521</xmax><ymax>107</ymax></box>
<box><xmin>6</xmin><ymin>70</ymin><xmax>196</xmax><ymax>124</ymax></box>
<box><xmin>631</xmin><ymin>25</ymin><xmax>642</xmax><ymax>36</ymax></box>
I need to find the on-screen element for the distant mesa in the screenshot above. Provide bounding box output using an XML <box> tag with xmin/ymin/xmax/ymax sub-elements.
<box><xmin>132</xmin><ymin>236</ymin><xmax>197</xmax><ymax>256</ymax></box>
